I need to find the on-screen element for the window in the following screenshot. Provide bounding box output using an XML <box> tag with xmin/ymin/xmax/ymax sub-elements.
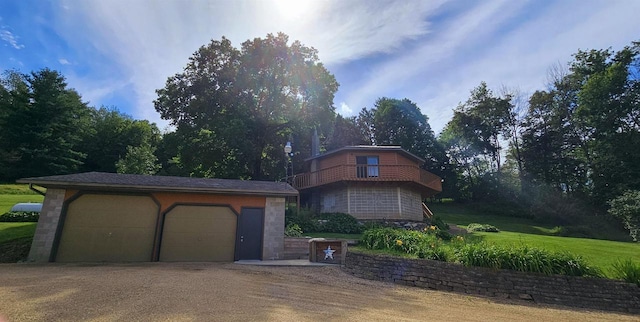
<box><xmin>356</xmin><ymin>156</ymin><xmax>379</xmax><ymax>178</ymax></box>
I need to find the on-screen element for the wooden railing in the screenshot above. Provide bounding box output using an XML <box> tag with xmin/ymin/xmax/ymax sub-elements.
<box><xmin>292</xmin><ymin>164</ymin><xmax>442</xmax><ymax>193</ymax></box>
<box><xmin>422</xmin><ymin>202</ymin><xmax>434</xmax><ymax>219</ymax></box>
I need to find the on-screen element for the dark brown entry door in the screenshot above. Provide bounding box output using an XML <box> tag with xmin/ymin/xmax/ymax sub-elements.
<box><xmin>237</xmin><ymin>208</ymin><xmax>264</xmax><ymax>260</ymax></box>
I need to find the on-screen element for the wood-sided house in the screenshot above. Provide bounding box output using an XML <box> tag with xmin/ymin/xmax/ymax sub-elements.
<box><xmin>292</xmin><ymin>146</ymin><xmax>442</xmax><ymax>221</ymax></box>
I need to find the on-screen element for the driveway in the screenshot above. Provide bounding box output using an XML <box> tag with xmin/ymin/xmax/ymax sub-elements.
<box><xmin>0</xmin><ymin>263</ymin><xmax>635</xmax><ymax>321</ymax></box>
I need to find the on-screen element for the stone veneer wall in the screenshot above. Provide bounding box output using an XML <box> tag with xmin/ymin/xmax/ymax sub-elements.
<box><xmin>262</xmin><ymin>197</ymin><xmax>285</xmax><ymax>260</ymax></box>
<box><xmin>343</xmin><ymin>251</ymin><xmax>640</xmax><ymax>314</ymax></box>
<box><xmin>28</xmin><ymin>188</ymin><xmax>66</xmax><ymax>262</ymax></box>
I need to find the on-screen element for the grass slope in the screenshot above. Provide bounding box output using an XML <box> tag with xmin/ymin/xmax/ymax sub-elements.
<box><xmin>429</xmin><ymin>202</ymin><xmax>639</xmax><ymax>277</ymax></box>
<box><xmin>0</xmin><ymin>222</ymin><xmax>37</xmax><ymax>243</ymax></box>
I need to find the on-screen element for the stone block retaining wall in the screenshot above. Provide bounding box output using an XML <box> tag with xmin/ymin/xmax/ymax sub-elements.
<box><xmin>343</xmin><ymin>251</ymin><xmax>640</xmax><ymax>314</ymax></box>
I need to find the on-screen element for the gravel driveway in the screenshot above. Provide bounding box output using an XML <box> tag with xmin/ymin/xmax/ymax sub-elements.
<box><xmin>0</xmin><ymin>263</ymin><xmax>635</xmax><ymax>321</ymax></box>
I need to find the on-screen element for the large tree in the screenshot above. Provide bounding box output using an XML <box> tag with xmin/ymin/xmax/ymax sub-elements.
<box><xmin>78</xmin><ymin>106</ymin><xmax>160</xmax><ymax>173</ymax></box>
<box><xmin>154</xmin><ymin>33</ymin><xmax>338</xmax><ymax>180</ymax></box>
<box><xmin>0</xmin><ymin>69</ymin><xmax>91</xmax><ymax>181</ymax></box>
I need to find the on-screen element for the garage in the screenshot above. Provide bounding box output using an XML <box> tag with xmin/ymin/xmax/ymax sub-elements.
<box><xmin>160</xmin><ymin>205</ymin><xmax>237</xmax><ymax>262</ymax></box>
<box><xmin>18</xmin><ymin>172</ymin><xmax>297</xmax><ymax>263</ymax></box>
<box><xmin>56</xmin><ymin>194</ymin><xmax>158</xmax><ymax>262</ymax></box>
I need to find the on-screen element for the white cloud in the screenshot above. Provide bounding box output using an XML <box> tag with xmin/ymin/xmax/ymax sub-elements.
<box><xmin>338</xmin><ymin>102</ymin><xmax>353</xmax><ymax>116</ymax></box>
<box><xmin>58</xmin><ymin>58</ymin><xmax>70</xmax><ymax>65</ymax></box>
<box><xmin>45</xmin><ymin>0</ymin><xmax>640</xmax><ymax>135</ymax></box>
<box><xmin>1</xmin><ymin>29</ymin><xmax>24</xmax><ymax>49</ymax></box>
<box><xmin>51</xmin><ymin>0</ymin><xmax>445</xmax><ymax>126</ymax></box>
<box><xmin>339</xmin><ymin>0</ymin><xmax>640</xmax><ymax>134</ymax></box>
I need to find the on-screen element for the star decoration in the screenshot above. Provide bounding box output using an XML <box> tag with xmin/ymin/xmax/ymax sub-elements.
<box><xmin>323</xmin><ymin>245</ymin><xmax>336</xmax><ymax>260</ymax></box>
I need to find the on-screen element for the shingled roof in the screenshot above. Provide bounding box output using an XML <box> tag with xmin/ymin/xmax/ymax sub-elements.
<box><xmin>305</xmin><ymin>145</ymin><xmax>425</xmax><ymax>163</ymax></box>
<box><xmin>17</xmin><ymin>172</ymin><xmax>298</xmax><ymax>197</ymax></box>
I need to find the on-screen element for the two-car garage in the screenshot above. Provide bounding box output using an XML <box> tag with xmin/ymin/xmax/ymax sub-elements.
<box><xmin>19</xmin><ymin>172</ymin><xmax>296</xmax><ymax>263</ymax></box>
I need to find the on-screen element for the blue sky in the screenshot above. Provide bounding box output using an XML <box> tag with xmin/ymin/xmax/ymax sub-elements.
<box><xmin>1</xmin><ymin>0</ymin><xmax>639</xmax><ymax>133</ymax></box>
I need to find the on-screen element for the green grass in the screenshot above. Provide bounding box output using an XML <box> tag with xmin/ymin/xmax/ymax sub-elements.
<box><xmin>0</xmin><ymin>222</ymin><xmax>37</xmax><ymax>243</ymax></box>
<box><xmin>0</xmin><ymin>184</ymin><xmax>42</xmax><ymax>195</ymax></box>
<box><xmin>475</xmin><ymin>231</ymin><xmax>640</xmax><ymax>276</ymax></box>
<box><xmin>0</xmin><ymin>194</ymin><xmax>44</xmax><ymax>214</ymax></box>
<box><xmin>429</xmin><ymin>202</ymin><xmax>640</xmax><ymax>277</ymax></box>
<box><xmin>0</xmin><ymin>184</ymin><xmax>44</xmax><ymax>213</ymax></box>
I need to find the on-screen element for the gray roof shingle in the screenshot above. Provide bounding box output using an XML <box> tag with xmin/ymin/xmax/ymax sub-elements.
<box><xmin>17</xmin><ymin>172</ymin><xmax>298</xmax><ymax>196</ymax></box>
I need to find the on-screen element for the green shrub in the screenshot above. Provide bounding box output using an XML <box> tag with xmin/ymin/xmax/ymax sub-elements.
<box><xmin>431</xmin><ymin>215</ymin><xmax>450</xmax><ymax>231</ymax></box>
<box><xmin>608</xmin><ymin>190</ymin><xmax>640</xmax><ymax>242</ymax></box>
<box><xmin>455</xmin><ymin>242</ymin><xmax>599</xmax><ymax>277</ymax></box>
<box><xmin>0</xmin><ymin>211</ymin><xmax>39</xmax><ymax>222</ymax></box>
<box><xmin>466</xmin><ymin>223</ymin><xmax>500</xmax><ymax>233</ymax></box>
<box><xmin>611</xmin><ymin>259</ymin><xmax>640</xmax><ymax>286</ymax></box>
<box><xmin>316</xmin><ymin>212</ymin><xmax>363</xmax><ymax>234</ymax></box>
<box><xmin>284</xmin><ymin>223</ymin><xmax>303</xmax><ymax>237</ymax></box>
<box><xmin>285</xmin><ymin>207</ymin><xmax>318</xmax><ymax>233</ymax></box>
<box><xmin>360</xmin><ymin>228</ymin><xmax>447</xmax><ymax>261</ymax></box>
<box><xmin>417</xmin><ymin>247</ymin><xmax>448</xmax><ymax>261</ymax></box>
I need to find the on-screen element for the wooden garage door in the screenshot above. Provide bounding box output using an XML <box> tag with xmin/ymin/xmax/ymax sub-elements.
<box><xmin>159</xmin><ymin>205</ymin><xmax>237</xmax><ymax>262</ymax></box>
<box><xmin>56</xmin><ymin>194</ymin><xmax>158</xmax><ymax>262</ymax></box>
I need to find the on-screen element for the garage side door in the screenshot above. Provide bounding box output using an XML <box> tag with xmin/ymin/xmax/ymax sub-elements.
<box><xmin>160</xmin><ymin>205</ymin><xmax>237</xmax><ymax>262</ymax></box>
<box><xmin>56</xmin><ymin>194</ymin><xmax>158</xmax><ymax>262</ymax></box>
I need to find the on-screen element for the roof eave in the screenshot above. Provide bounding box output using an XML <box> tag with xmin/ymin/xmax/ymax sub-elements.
<box><xmin>16</xmin><ymin>180</ymin><xmax>299</xmax><ymax>197</ymax></box>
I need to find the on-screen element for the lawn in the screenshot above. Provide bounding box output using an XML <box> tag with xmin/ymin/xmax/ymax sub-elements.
<box><xmin>428</xmin><ymin>201</ymin><xmax>640</xmax><ymax>277</ymax></box>
<box><xmin>0</xmin><ymin>222</ymin><xmax>37</xmax><ymax>243</ymax></box>
<box><xmin>0</xmin><ymin>184</ymin><xmax>44</xmax><ymax>213</ymax></box>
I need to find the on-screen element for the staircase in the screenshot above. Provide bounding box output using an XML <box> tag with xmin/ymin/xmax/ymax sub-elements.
<box><xmin>422</xmin><ymin>202</ymin><xmax>434</xmax><ymax>220</ymax></box>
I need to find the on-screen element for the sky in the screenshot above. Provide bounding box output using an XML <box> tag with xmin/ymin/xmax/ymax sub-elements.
<box><xmin>1</xmin><ymin>0</ymin><xmax>639</xmax><ymax>134</ymax></box>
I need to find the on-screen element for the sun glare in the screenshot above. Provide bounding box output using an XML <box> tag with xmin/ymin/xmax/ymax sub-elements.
<box><xmin>274</xmin><ymin>0</ymin><xmax>314</xmax><ymax>19</ymax></box>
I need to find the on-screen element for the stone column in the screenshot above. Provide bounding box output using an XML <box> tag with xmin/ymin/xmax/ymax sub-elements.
<box><xmin>27</xmin><ymin>189</ymin><xmax>66</xmax><ymax>262</ymax></box>
<box><xmin>262</xmin><ymin>197</ymin><xmax>285</xmax><ymax>260</ymax></box>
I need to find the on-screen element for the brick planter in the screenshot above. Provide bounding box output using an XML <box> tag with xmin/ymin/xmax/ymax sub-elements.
<box><xmin>343</xmin><ymin>251</ymin><xmax>640</xmax><ymax>314</ymax></box>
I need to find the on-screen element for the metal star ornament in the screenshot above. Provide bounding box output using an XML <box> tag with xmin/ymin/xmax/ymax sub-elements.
<box><xmin>323</xmin><ymin>245</ymin><xmax>336</xmax><ymax>260</ymax></box>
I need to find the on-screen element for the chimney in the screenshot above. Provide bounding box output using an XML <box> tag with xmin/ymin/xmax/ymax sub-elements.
<box><xmin>311</xmin><ymin>128</ymin><xmax>320</xmax><ymax>156</ymax></box>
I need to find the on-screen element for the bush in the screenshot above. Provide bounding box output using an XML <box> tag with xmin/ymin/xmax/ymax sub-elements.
<box><xmin>0</xmin><ymin>211</ymin><xmax>39</xmax><ymax>222</ymax></box>
<box><xmin>466</xmin><ymin>223</ymin><xmax>500</xmax><ymax>233</ymax></box>
<box><xmin>284</xmin><ymin>223</ymin><xmax>303</xmax><ymax>237</ymax></box>
<box><xmin>608</xmin><ymin>190</ymin><xmax>640</xmax><ymax>242</ymax></box>
<box><xmin>285</xmin><ymin>207</ymin><xmax>318</xmax><ymax>233</ymax></box>
<box><xmin>316</xmin><ymin>212</ymin><xmax>363</xmax><ymax>234</ymax></box>
<box><xmin>360</xmin><ymin>228</ymin><xmax>447</xmax><ymax>261</ymax></box>
<box><xmin>455</xmin><ymin>243</ymin><xmax>600</xmax><ymax>277</ymax></box>
<box><xmin>431</xmin><ymin>215</ymin><xmax>449</xmax><ymax>231</ymax></box>
<box><xmin>611</xmin><ymin>259</ymin><xmax>640</xmax><ymax>286</ymax></box>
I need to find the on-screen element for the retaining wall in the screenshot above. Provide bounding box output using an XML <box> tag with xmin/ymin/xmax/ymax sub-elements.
<box><xmin>283</xmin><ymin>237</ymin><xmax>311</xmax><ymax>259</ymax></box>
<box><xmin>343</xmin><ymin>251</ymin><xmax>640</xmax><ymax>314</ymax></box>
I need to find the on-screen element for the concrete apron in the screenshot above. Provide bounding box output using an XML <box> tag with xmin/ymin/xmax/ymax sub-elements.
<box><xmin>234</xmin><ymin>259</ymin><xmax>337</xmax><ymax>266</ymax></box>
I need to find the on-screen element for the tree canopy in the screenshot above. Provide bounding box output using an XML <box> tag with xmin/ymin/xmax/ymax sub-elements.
<box><xmin>154</xmin><ymin>33</ymin><xmax>338</xmax><ymax>180</ymax></box>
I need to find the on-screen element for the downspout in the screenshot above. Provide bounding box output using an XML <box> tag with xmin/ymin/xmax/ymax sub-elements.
<box><xmin>29</xmin><ymin>183</ymin><xmax>46</xmax><ymax>196</ymax></box>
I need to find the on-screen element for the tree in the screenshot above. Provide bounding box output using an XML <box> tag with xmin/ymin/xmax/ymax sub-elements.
<box><xmin>439</xmin><ymin>83</ymin><xmax>513</xmax><ymax>200</ymax></box>
<box><xmin>369</xmin><ymin>98</ymin><xmax>444</xmax><ymax>172</ymax></box>
<box><xmin>115</xmin><ymin>143</ymin><xmax>161</xmax><ymax>175</ymax></box>
<box><xmin>79</xmin><ymin>106</ymin><xmax>160</xmax><ymax>173</ymax></box>
<box><xmin>154</xmin><ymin>33</ymin><xmax>338</xmax><ymax>180</ymax></box>
<box><xmin>0</xmin><ymin>69</ymin><xmax>91</xmax><ymax>181</ymax></box>
<box><xmin>325</xmin><ymin>114</ymin><xmax>368</xmax><ymax>151</ymax></box>
<box><xmin>608</xmin><ymin>190</ymin><xmax>640</xmax><ymax>242</ymax></box>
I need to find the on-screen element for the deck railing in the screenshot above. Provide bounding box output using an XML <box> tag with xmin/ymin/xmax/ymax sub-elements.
<box><xmin>292</xmin><ymin>164</ymin><xmax>442</xmax><ymax>192</ymax></box>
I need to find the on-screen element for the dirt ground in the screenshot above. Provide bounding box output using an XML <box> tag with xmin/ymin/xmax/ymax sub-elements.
<box><xmin>0</xmin><ymin>263</ymin><xmax>636</xmax><ymax>322</ymax></box>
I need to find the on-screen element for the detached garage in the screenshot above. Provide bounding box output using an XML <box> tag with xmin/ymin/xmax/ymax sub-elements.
<box><xmin>18</xmin><ymin>172</ymin><xmax>297</xmax><ymax>263</ymax></box>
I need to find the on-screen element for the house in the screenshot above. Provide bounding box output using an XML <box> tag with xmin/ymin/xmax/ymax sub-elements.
<box><xmin>292</xmin><ymin>146</ymin><xmax>442</xmax><ymax>221</ymax></box>
<box><xmin>17</xmin><ymin>172</ymin><xmax>298</xmax><ymax>263</ymax></box>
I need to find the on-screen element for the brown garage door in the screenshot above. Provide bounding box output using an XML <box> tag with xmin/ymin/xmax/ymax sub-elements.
<box><xmin>56</xmin><ymin>194</ymin><xmax>158</xmax><ymax>262</ymax></box>
<box><xmin>159</xmin><ymin>205</ymin><xmax>237</xmax><ymax>262</ymax></box>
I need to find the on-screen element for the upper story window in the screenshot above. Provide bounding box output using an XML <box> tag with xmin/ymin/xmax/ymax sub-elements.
<box><xmin>356</xmin><ymin>156</ymin><xmax>379</xmax><ymax>178</ymax></box>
